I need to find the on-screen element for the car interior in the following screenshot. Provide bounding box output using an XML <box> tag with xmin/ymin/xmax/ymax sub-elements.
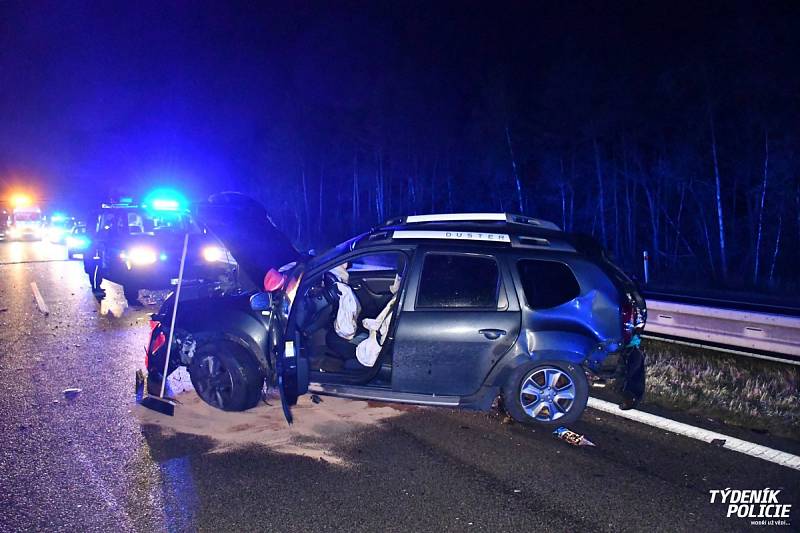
<box><xmin>294</xmin><ymin>251</ymin><xmax>407</xmax><ymax>385</ymax></box>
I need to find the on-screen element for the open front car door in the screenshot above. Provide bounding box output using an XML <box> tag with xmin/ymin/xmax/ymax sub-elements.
<box><xmin>271</xmin><ymin>267</ymin><xmax>309</xmax><ymax>424</ymax></box>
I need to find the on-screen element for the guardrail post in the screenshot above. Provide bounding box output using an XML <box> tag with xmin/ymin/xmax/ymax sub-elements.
<box><xmin>643</xmin><ymin>250</ymin><xmax>650</xmax><ymax>284</ymax></box>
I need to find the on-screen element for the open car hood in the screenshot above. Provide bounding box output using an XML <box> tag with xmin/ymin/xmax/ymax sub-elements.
<box><xmin>193</xmin><ymin>192</ymin><xmax>300</xmax><ymax>288</ymax></box>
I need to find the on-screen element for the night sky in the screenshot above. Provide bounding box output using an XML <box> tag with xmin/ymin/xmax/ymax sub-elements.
<box><xmin>1</xmin><ymin>2</ymin><xmax>792</xmax><ymax>200</ymax></box>
<box><xmin>1</xmin><ymin>1</ymin><xmax>799</xmax><ymax>293</ymax></box>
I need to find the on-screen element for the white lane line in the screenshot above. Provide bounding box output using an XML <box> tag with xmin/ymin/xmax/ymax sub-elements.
<box><xmin>30</xmin><ymin>281</ymin><xmax>50</xmax><ymax>315</ymax></box>
<box><xmin>588</xmin><ymin>397</ymin><xmax>800</xmax><ymax>472</ymax></box>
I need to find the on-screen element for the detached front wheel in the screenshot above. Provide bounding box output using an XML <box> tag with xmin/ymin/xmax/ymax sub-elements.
<box><xmin>188</xmin><ymin>340</ymin><xmax>263</xmax><ymax>411</ymax></box>
<box><xmin>503</xmin><ymin>361</ymin><xmax>589</xmax><ymax>427</ymax></box>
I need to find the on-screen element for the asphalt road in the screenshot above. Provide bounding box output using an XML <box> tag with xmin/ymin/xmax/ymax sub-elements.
<box><xmin>0</xmin><ymin>241</ymin><xmax>797</xmax><ymax>532</ymax></box>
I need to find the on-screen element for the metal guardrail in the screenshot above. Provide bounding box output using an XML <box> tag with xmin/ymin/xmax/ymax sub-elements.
<box><xmin>644</xmin><ymin>300</ymin><xmax>800</xmax><ymax>366</ymax></box>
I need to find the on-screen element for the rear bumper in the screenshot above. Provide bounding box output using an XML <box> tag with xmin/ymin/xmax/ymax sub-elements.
<box><xmin>590</xmin><ymin>345</ymin><xmax>646</xmax><ymax>409</ymax></box>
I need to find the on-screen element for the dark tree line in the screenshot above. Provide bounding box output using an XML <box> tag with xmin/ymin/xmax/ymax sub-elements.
<box><xmin>9</xmin><ymin>2</ymin><xmax>794</xmax><ymax>297</ymax></box>
<box><xmin>224</xmin><ymin>3</ymin><xmax>798</xmax><ymax>298</ymax></box>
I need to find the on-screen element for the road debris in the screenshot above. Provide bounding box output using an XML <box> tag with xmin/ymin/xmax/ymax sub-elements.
<box><xmin>30</xmin><ymin>282</ymin><xmax>50</xmax><ymax>315</ymax></box>
<box><xmin>553</xmin><ymin>426</ymin><xmax>596</xmax><ymax>447</ymax></box>
<box><xmin>63</xmin><ymin>388</ymin><xmax>82</xmax><ymax>399</ymax></box>
<box><xmin>311</xmin><ymin>394</ymin><xmax>323</xmax><ymax>404</ymax></box>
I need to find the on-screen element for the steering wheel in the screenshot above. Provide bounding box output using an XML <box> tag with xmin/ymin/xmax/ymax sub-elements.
<box><xmin>321</xmin><ymin>271</ymin><xmax>341</xmax><ymax>305</ymax></box>
<box><xmin>298</xmin><ymin>272</ymin><xmax>341</xmax><ymax>333</ymax></box>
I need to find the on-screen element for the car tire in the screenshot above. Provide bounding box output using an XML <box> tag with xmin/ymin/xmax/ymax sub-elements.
<box><xmin>188</xmin><ymin>340</ymin><xmax>263</xmax><ymax>412</ymax></box>
<box><xmin>503</xmin><ymin>360</ymin><xmax>589</xmax><ymax>427</ymax></box>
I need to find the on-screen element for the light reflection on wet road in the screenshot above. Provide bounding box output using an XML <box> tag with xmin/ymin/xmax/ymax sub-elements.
<box><xmin>0</xmin><ymin>239</ymin><xmax>69</xmax><ymax>264</ymax></box>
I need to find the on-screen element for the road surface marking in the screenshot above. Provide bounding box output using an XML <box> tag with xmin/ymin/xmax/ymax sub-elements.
<box><xmin>588</xmin><ymin>397</ymin><xmax>800</xmax><ymax>472</ymax></box>
<box><xmin>0</xmin><ymin>259</ymin><xmax>72</xmax><ymax>265</ymax></box>
<box><xmin>30</xmin><ymin>281</ymin><xmax>50</xmax><ymax>315</ymax></box>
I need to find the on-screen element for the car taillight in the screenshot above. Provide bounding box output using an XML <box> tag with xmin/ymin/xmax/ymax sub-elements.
<box><xmin>621</xmin><ymin>299</ymin><xmax>635</xmax><ymax>346</ymax></box>
<box><xmin>149</xmin><ymin>319</ymin><xmax>160</xmax><ymax>333</ymax></box>
<box><xmin>150</xmin><ymin>332</ymin><xmax>166</xmax><ymax>355</ymax></box>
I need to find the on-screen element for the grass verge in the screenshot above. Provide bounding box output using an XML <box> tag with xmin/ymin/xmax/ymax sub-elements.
<box><xmin>642</xmin><ymin>339</ymin><xmax>800</xmax><ymax>440</ymax></box>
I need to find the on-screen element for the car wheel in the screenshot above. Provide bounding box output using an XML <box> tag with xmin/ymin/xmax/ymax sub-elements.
<box><xmin>503</xmin><ymin>360</ymin><xmax>588</xmax><ymax>427</ymax></box>
<box><xmin>188</xmin><ymin>340</ymin><xmax>263</xmax><ymax>411</ymax></box>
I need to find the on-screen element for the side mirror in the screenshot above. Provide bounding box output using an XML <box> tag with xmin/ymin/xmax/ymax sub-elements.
<box><xmin>250</xmin><ymin>292</ymin><xmax>273</xmax><ymax>312</ymax></box>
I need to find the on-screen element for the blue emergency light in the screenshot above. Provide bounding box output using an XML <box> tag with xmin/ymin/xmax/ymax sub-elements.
<box><xmin>142</xmin><ymin>189</ymin><xmax>187</xmax><ymax>213</ymax></box>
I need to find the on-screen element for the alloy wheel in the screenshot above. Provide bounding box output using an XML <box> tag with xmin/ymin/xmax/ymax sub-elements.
<box><xmin>519</xmin><ymin>367</ymin><xmax>576</xmax><ymax>422</ymax></box>
<box><xmin>195</xmin><ymin>354</ymin><xmax>235</xmax><ymax>409</ymax></box>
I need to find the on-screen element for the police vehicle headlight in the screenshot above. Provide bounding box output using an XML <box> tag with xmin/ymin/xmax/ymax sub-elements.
<box><xmin>125</xmin><ymin>246</ymin><xmax>158</xmax><ymax>266</ymax></box>
<box><xmin>66</xmin><ymin>235</ymin><xmax>89</xmax><ymax>249</ymax></box>
<box><xmin>202</xmin><ymin>245</ymin><xmax>225</xmax><ymax>263</ymax></box>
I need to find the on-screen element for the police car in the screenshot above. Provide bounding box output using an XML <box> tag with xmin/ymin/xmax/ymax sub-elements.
<box><xmin>85</xmin><ymin>195</ymin><xmax>233</xmax><ymax>303</ymax></box>
<box><xmin>146</xmin><ymin>197</ymin><xmax>646</xmax><ymax>427</ymax></box>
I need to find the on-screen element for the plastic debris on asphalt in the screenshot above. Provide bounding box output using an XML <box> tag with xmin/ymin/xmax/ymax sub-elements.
<box><xmin>167</xmin><ymin>366</ymin><xmax>194</xmax><ymax>394</ymax></box>
<box><xmin>62</xmin><ymin>388</ymin><xmax>82</xmax><ymax>399</ymax></box>
<box><xmin>553</xmin><ymin>426</ymin><xmax>596</xmax><ymax>447</ymax></box>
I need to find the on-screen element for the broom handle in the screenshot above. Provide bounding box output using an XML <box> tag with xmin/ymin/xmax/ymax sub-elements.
<box><xmin>160</xmin><ymin>232</ymin><xmax>190</xmax><ymax>398</ymax></box>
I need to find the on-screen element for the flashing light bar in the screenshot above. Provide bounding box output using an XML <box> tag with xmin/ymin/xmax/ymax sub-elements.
<box><xmin>151</xmin><ymin>199</ymin><xmax>180</xmax><ymax>211</ymax></box>
<box><xmin>10</xmin><ymin>194</ymin><xmax>33</xmax><ymax>208</ymax></box>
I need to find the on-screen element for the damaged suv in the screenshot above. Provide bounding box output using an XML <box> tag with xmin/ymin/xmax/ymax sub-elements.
<box><xmin>146</xmin><ymin>196</ymin><xmax>646</xmax><ymax>427</ymax></box>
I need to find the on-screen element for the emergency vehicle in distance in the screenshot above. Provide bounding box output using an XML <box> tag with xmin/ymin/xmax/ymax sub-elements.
<box><xmin>0</xmin><ymin>207</ymin><xmax>8</xmax><ymax>240</ymax></box>
<box><xmin>84</xmin><ymin>192</ymin><xmax>234</xmax><ymax>304</ymax></box>
<box><xmin>47</xmin><ymin>213</ymin><xmax>76</xmax><ymax>244</ymax></box>
<box><xmin>8</xmin><ymin>205</ymin><xmax>44</xmax><ymax>240</ymax></box>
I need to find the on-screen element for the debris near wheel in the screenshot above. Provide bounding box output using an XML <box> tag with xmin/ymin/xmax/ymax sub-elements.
<box><xmin>553</xmin><ymin>426</ymin><xmax>595</xmax><ymax>447</ymax></box>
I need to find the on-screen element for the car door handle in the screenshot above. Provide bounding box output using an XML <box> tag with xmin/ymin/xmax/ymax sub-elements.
<box><xmin>479</xmin><ymin>328</ymin><xmax>507</xmax><ymax>340</ymax></box>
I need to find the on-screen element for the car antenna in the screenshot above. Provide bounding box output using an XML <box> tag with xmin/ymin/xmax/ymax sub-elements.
<box><xmin>139</xmin><ymin>231</ymin><xmax>190</xmax><ymax>416</ymax></box>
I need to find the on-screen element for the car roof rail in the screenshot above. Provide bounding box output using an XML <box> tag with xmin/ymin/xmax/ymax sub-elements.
<box><xmin>384</xmin><ymin>213</ymin><xmax>562</xmax><ymax>231</ymax></box>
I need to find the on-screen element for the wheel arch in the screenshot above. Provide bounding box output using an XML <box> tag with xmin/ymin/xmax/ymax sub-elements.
<box><xmin>173</xmin><ymin>308</ymin><xmax>270</xmax><ymax>371</ymax></box>
<box><xmin>487</xmin><ymin>348</ymin><xmax>588</xmax><ymax>389</ymax></box>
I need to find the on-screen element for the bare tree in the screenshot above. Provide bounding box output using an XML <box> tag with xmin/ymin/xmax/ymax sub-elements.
<box><xmin>708</xmin><ymin>105</ymin><xmax>728</xmax><ymax>278</ymax></box>
<box><xmin>505</xmin><ymin>125</ymin><xmax>524</xmax><ymax>213</ymax></box>
<box><xmin>753</xmin><ymin>131</ymin><xmax>769</xmax><ymax>283</ymax></box>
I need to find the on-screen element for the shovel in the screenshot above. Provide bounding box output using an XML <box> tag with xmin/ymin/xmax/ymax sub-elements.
<box><xmin>139</xmin><ymin>232</ymin><xmax>190</xmax><ymax>416</ymax></box>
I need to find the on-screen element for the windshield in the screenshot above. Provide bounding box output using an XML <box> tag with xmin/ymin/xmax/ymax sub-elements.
<box><xmin>14</xmin><ymin>212</ymin><xmax>41</xmax><ymax>222</ymax></box>
<box><xmin>97</xmin><ymin>209</ymin><xmax>198</xmax><ymax>235</ymax></box>
<box><xmin>312</xmin><ymin>232</ymin><xmax>369</xmax><ymax>267</ymax></box>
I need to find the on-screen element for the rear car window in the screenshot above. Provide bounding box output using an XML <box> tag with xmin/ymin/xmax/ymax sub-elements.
<box><xmin>517</xmin><ymin>259</ymin><xmax>580</xmax><ymax>309</ymax></box>
<box><xmin>417</xmin><ymin>254</ymin><xmax>499</xmax><ymax>309</ymax></box>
